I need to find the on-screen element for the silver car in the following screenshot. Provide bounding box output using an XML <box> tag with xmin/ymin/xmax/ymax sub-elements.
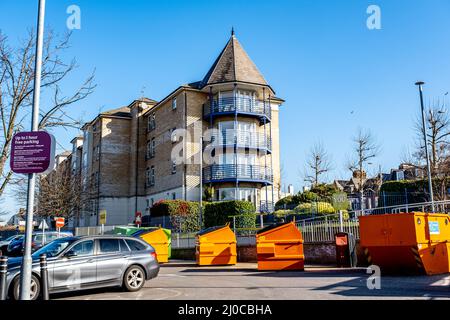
<box><xmin>5</xmin><ymin>235</ymin><xmax>160</xmax><ymax>300</ymax></box>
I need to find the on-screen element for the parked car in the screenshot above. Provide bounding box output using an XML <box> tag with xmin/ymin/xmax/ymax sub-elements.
<box><xmin>0</xmin><ymin>235</ymin><xmax>23</xmax><ymax>255</ymax></box>
<box><xmin>6</xmin><ymin>231</ymin><xmax>73</xmax><ymax>257</ymax></box>
<box><xmin>6</xmin><ymin>235</ymin><xmax>160</xmax><ymax>300</ymax></box>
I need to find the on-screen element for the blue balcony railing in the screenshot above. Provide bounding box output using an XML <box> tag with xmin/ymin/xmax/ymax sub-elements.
<box><xmin>258</xmin><ymin>200</ymin><xmax>275</xmax><ymax>213</ymax></box>
<box><xmin>209</xmin><ymin>130</ymin><xmax>272</xmax><ymax>152</ymax></box>
<box><xmin>203</xmin><ymin>164</ymin><xmax>273</xmax><ymax>184</ymax></box>
<box><xmin>203</xmin><ymin>97</ymin><xmax>271</xmax><ymax>121</ymax></box>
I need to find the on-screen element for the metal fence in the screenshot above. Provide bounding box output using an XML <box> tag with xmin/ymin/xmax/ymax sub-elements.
<box><xmin>295</xmin><ymin>212</ymin><xmax>360</xmax><ymax>243</ymax></box>
<box><xmin>171</xmin><ymin>232</ymin><xmax>256</xmax><ymax>249</ymax></box>
<box><xmin>74</xmin><ymin>225</ymin><xmax>116</xmax><ymax>236</ymax></box>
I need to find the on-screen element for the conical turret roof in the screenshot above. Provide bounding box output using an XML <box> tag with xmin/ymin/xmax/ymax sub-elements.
<box><xmin>201</xmin><ymin>33</ymin><xmax>268</xmax><ymax>87</ymax></box>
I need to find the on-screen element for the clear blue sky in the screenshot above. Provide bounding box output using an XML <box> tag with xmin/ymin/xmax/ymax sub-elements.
<box><xmin>1</xmin><ymin>0</ymin><xmax>450</xmax><ymax>217</ymax></box>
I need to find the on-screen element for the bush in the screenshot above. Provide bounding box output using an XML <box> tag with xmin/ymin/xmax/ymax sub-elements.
<box><xmin>294</xmin><ymin>202</ymin><xmax>335</xmax><ymax>215</ymax></box>
<box><xmin>294</xmin><ymin>191</ymin><xmax>318</xmax><ymax>203</ymax></box>
<box><xmin>275</xmin><ymin>196</ymin><xmax>294</xmax><ymax>210</ymax></box>
<box><xmin>150</xmin><ymin>200</ymin><xmax>201</xmax><ymax>232</ymax></box>
<box><xmin>273</xmin><ymin>209</ymin><xmax>294</xmax><ymax>217</ymax></box>
<box><xmin>204</xmin><ymin>201</ymin><xmax>256</xmax><ymax>229</ymax></box>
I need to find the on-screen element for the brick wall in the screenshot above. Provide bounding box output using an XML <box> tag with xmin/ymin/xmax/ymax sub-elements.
<box><xmin>171</xmin><ymin>242</ymin><xmax>370</xmax><ymax>266</ymax></box>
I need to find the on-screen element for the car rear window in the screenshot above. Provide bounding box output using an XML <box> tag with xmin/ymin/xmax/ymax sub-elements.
<box><xmin>99</xmin><ymin>239</ymin><xmax>120</xmax><ymax>253</ymax></box>
<box><xmin>120</xmin><ymin>239</ymin><xmax>130</xmax><ymax>252</ymax></box>
<box><xmin>125</xmin><ymin>239</ymin><xmax>148</xmax><ymax>251</ymax></box>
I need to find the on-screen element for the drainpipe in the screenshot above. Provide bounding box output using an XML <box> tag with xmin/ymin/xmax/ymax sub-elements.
<box><xmin>97</xmin><ymin>120</ymin><xmax>102</xmax><ymax>225</ymax></box>
<box><xmin>234</xmin><ymin>83</ymin><xmax>238</xmax><ymax>199</ymax></box>
<box><xmin>135</xmin><ymin>102</ymin><xmax>140</xmax><ymax>216</ymax></box>
<box><xmin>184</xmin><ymin>91</ymin><xmax>188</xmax><ymax>200</ymax></box>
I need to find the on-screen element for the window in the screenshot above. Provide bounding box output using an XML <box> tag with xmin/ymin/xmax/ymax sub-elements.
<box><xmin>94</xmin><ymin>172</ymin><xmax>99</xmax><ymax>188</ymax></box>
<box><xmin>147</xmin><ymin>166</ymin><xmax>155</xmax><ymax>187</ymax></box>
<box><xmin>171</xmin><ymin>128</ymin><xmax>177</xmax><ymax>143</ymax></box>
<box><xmin>171</xmin><ymin>161</ymin><xmax>176</xmax><ymax>174</ymax></box>
<box><xmin>151</xmin><ymin>138</ymin><xmax>156</xmax><ymax>157</ymax></box>
<box><xmin>70</xmin><ymin>240</ymin><xmax>94</xmax><ymax>256</ymax></box>
<box><xmin>172</xmin><ymin>97</ymin><xmax>177</xmax><ymax>110</ymax></box>
<box><xmin>172</xmin><ymin>192</ymin><xmax>176</xmax><ymax>200</ymax></box>
<box><xmin>146</xmin><ymin>139</ymin><xmax>155</xmax><ymax>159</ymax></box>
<box><xmin>125</xmin><ymin>239</ymin><xmax>148</xmax><ymax>251</ymax></box>
<box><xmin>146</xmin><ymin>168</ymin><xmax>151</xmax><ymax>187</ymax></box>
<box><xmin>151</xmin><ymin>166</ymin><xmax>155</xmax><ymax>186</ymax></box>
<box><xmin>93</xmin><ymin>145</ymin><xmax>100</xmax><ymax>160</ymax></box>
<box><xmin>99</xmin><ymin>239</ymin><xmax>120</xmax><ymax>253</ymax></box>
<box><xmin>120</xmin><ymin>239</ymin><xmax>130</xmax><ymax>252</ymax></box>
<box><xmin>148</xmin><ymin>113</ymin><xmax>156</xmax><ymax>132</ymax></box>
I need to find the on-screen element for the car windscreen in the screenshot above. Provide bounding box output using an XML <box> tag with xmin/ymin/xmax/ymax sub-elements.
<box><xmin>32</xmin><ymin>238</ymin><xmax>78</xmax><ymax>258</ymax></box>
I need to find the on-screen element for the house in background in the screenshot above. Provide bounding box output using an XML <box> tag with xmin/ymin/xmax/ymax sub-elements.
<box><xmin>385</xmin><ymin>163</ymin><xmax>426</xmax><ymax>181</ymax></box>
<box><xmin>333</xmin><ymin>170</ymin><xmax>383</xmax><ymax>210</ymax></box>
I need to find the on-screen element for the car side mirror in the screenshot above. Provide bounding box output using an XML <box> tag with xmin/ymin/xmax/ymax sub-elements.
<box><xmin>65</xmin><ymin>250</ymin><xmax>77</xmax><ymax>258</ymax></box>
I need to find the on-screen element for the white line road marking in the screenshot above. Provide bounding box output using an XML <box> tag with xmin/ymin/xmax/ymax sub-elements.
<box><xmin>154</xmin><ymin>288</ymin><xmax>182</xmax><ymax>300</ymax></box>
<box><xmin>159</xmin><ymin>273</ymin><xmax>187</xmax><ymax>278</ymax></box>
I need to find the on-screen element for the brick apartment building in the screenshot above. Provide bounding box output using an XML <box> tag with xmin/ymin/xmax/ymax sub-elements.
<box><xmin>52</xmin><ymin>32</ymin><xmax>283</xmax><ymax>227</ymax></box>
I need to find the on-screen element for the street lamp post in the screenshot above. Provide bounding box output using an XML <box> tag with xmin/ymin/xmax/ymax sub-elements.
<box><xmin>415</xmin><ymin>81</ymin><xmax>435</xmax><ymax>213</ymax></box>
<box><xmin>199</xmin><ymin>136</ymin><xmax>203</xmax><ymax>228</ymax></box>
<box><xmin>20</xmin><ymin>0</ymin><xmax>46</xmax><ymax>300</ymax></box>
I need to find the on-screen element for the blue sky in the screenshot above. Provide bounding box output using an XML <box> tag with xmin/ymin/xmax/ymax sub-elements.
<box><xmin>1</xmin><ymin>0</ymin><xmax>450</xmax><ymax>217</ymax></box>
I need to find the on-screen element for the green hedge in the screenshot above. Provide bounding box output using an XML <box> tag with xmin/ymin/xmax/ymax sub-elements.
<box><xmin>380</xmin><ymin>180</ymin><xmax>428</xmax><ymax>193</ymax></box>
<box><xmin>274</xmin><ymin>208</ymin><xmax>349</xmax><ymax>221</ymax></box>
<box><xmin>204</xmin><ymin>200</ymin><xmax>256</xmax><ymax>229</ymax></box>
<box><xmin>150</xmin><ymin>200</ymin><xmax>201</xmax><ymax>232</ymax></box>
<box><xmin>294</xmin><ymin>202</ymin><xmax>335</xmax><ymax>215</ymax></box>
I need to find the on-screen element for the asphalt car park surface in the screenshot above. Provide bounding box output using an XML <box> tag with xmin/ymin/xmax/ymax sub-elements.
<box><xmin>54</xmin><ymin>261</ymin><xmax>450</xmax><ymax>300</ymax></box>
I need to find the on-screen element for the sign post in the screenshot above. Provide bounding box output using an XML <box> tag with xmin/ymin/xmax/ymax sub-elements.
<box><xmin>38</xmin><ymin>219</ymin><xmax>49</xmax><ymax>246</ymax></box>
<box><xmin>99</xmin><ymin>210</ymin><xmax>107</xmax><ymax>235</ymax></box>
<box><xmin>10</xmin><ymin>0</ymin><xmax>48</xmax><ymax>300</ymax></box>
<box><xmin>135</xmin><ymin>211</ymin><xmax>142</xmax><ymax>228</ymax></box>
<box><xmin>54</xmin><ymin>217</ymin><xmax>65</xmax><ymax>237</ymax></box>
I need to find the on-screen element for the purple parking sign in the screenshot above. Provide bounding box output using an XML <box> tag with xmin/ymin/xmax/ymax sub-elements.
<box><xmin>10</xmin><ymin>131</ymin><xmax>56</xmax><ymax>174</ymax></box>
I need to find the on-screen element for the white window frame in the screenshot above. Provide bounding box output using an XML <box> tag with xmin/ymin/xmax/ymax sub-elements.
<box><xmin>172</xmin><ymin>97</ymin><xmax>177</xmax><ymax>110</ymax></box>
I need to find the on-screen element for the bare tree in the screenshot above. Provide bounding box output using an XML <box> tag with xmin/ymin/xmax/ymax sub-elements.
<box><xmin>37</xmin><ymin>161</ymin><xmax>85</xmax><ymax>220</ymax></box>
<box><xmin>413</xmin><ymin>102</ymin><xmax>450</xmax><ymax>176</ymax></box>
<box><xmin>277</xmin><ymin>163</ymin><xmax>286</xmax><ymax>199</ymax></box>
<box><xmin>0</xmin><ymin>29</ymin><xmax>95</xmax><ymax>196</ymax></box>
<box><xmin>304</xmin><ymin>142</ymin><xmax>332</xmax><ymax>187</ymax></box>
<box><xmin>347</xmin><ymin>129</ymin><xmax>380</xmax><ymax>209</ymax></box>
<box><xmin>408</xmin><ymin>101</ymin><xmax>450</xmax><ymax>200</ymax></box>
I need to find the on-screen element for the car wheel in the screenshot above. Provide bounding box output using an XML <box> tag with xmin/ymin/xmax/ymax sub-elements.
<box><xmin>11</xmin><ymin>275</ymin><xmax>41</xmax><ymax>300</ymax></box>
<box><xmin>123</xmin><ymin>265</ymin><xmax>146</xmax><ymax>292</ymax></box>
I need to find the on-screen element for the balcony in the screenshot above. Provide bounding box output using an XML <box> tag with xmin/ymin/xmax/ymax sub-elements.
<box><xmin>258</xmin><ymin>200</ymin><xmax>275</xmax><ymax>213</ymax></box>
<box><xmin>203</xmin><ymin>97</ymin><xmax>271</xmax><ymax>123</ymax></box>
<box><xmin>203</xmin><ymin>164</ymin><xmax>273</xmax><ymax>184</ymax></box>
<box><xmin>209</xmin><ymin>130</ymin><xmax>272</xmax><ymax>152</ymax></box>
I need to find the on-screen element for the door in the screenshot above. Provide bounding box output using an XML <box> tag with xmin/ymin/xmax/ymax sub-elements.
<box><xmin>51</xmin><ymin>240</ymin><xmax>96</xmax><ymax>290</ymax></box>
<box><xmin>237</xmin><ymin>90</ymin><xmax>254</xmax><ymax>112</ymax></box>
<box><xmin>95</xmin><ymin>239</ymin><xmax>129</xmax><ymax>284</ymax></box>
<box><xmin>237</xmin><ymin>121</ymin><xmax>256</xmax><ymax>147</ymax></box>
<box><xmin>237</xmin><ymin>152</ymin><xmax>256</xmax><ymax>179</ymax></box>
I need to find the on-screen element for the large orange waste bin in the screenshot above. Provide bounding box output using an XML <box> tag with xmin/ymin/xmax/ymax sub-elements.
<box><xmin>196</xmin><ymin>225</ymin><xmax>237</xmax><ymax>266</ymax></box>
<box><xmin>360</xmin><ymin>212</ymin><xmax>450</xmax><ymax>275</ymax></box>
<box><xmin>256</xmin><ymin>222</ymin><xmax>305</xmax><ymax>271</ymax></box>
<box><xmin>139</xmin><ymin>228</ymin><xmax>170</xmax><ymax>263</ymax></box>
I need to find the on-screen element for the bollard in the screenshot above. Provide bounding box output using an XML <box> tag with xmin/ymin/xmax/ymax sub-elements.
<box><xmin>0</xmin><ymin>255</ymin><xmax>8</xmax><ymax>300</ymax></box>
<box><xmin>39</xmin><ymin>254</ymin><xmax>49</xmax><ymax>300</ymax></box>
